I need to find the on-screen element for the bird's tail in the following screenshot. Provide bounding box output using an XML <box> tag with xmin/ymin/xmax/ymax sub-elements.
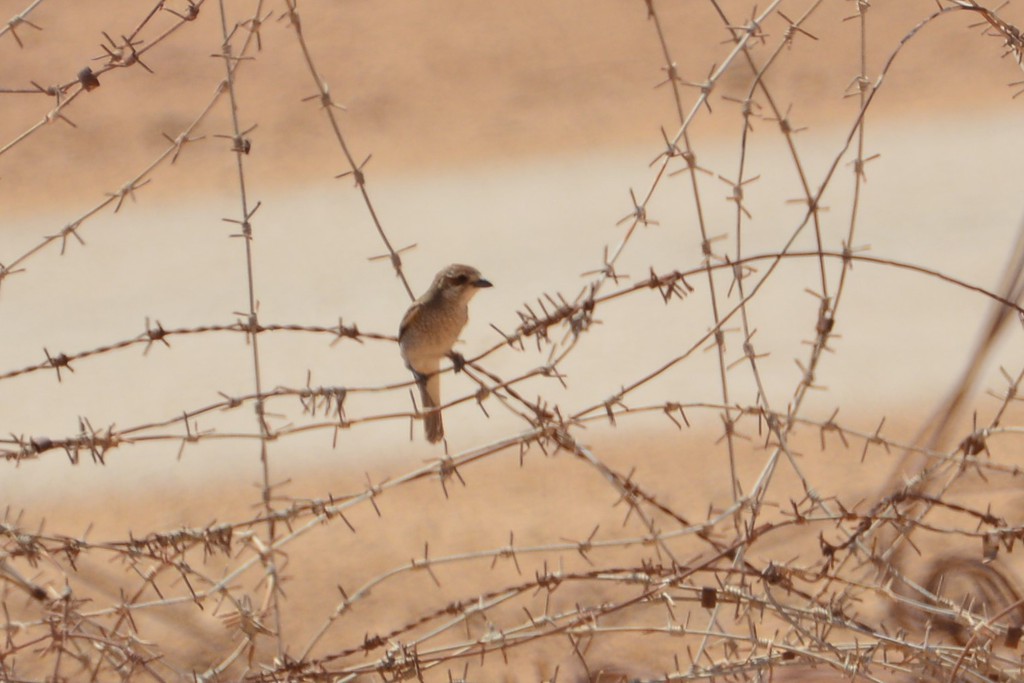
<box><xmin>418</xmin><ymin>372</ymin><xmax>444</xmax><ymax>443</ymax></box>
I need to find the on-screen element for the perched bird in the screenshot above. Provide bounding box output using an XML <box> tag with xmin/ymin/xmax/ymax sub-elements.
<box><xmin>399</xmin><ymin>264</ymin><xmax>493</xmax><ymax>443</ymax></box>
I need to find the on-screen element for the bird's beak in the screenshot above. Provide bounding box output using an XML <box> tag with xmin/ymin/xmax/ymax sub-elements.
<box><xmin>474</xmin><ymin>278</ymin><xmax>493</xmax><ymax>288</ymax></box>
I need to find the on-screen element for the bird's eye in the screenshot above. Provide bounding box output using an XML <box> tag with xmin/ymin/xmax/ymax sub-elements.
<box><xmin>452</xmin><ymin>274</ymin><xmax>469</xmax><ymax>286</ymax></box>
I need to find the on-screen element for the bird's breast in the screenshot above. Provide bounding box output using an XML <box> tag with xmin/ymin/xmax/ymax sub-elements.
<box><xmin>399</xmin><ymin>302</ymin><xmax>469</xmax><ymax>373</ymax></box>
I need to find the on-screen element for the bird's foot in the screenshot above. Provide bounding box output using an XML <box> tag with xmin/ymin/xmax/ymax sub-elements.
<box><xmin>448</xmin><ymin>351</ymin><xmax>466</xmax><ymax>374</ymax></box>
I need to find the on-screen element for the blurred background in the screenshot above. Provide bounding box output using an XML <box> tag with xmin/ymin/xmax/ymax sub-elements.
<box><xmin>2</xmin><ymin>1</ymin><xmax>1024</xmax><ymax>680</ymax></box>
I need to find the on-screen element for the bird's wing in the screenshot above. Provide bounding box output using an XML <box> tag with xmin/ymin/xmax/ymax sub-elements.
<box><xmin>399</xmin><ymin>300</ymin><xmax>423</xmax><ymax>339</ymax></box>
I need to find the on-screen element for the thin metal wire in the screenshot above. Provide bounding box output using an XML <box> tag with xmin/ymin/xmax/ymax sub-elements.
<box><xmin>1</xmin><ymin>2</ymin><xmax>1023</xmax><ymax>681</ymax></box>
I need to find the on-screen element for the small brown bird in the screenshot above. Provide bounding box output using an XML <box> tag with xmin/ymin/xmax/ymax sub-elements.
<box><xmin>399</xmin><ymin>264</ymin><xmax>493</xmax><ymax>443</ymax></box>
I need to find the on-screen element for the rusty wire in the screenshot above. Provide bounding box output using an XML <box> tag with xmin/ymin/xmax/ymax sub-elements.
<box><xmin>2</xmin><ymin>1</ymin><xmax>1024</xmax><ymax>682</ymax></box>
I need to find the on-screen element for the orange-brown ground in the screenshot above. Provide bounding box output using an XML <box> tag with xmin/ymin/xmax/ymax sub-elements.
<box><xmin>0</xmin><ymin>0</ymin><xmax>1021</xmax><ymax>209</ymax></box>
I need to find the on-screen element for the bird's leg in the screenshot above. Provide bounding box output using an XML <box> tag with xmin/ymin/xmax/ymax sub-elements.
<box><xmin>448</xmin><ymin>351</ymin><xmax>466</xmax><ymax>374</ymax></box>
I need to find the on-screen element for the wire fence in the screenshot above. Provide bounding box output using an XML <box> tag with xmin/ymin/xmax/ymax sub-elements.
<box><xmin>2</xmin><ymin>0</ymin><xmax>1024</xmax><ymax>681</ymax></box>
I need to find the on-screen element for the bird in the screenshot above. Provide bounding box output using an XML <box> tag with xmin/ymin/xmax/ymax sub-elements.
<box><xmin>399</xmin><ymin>264</ymin><xmax>493</xmax><ymax>443</ymax></box>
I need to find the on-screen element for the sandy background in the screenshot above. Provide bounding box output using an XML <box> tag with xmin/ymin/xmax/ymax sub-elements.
<box><xmin>3</xmin><ymin>0</ymin><xmax>1024</xmax><ymax>680</ymax></box>
<box><xmin>1</xmin><ymin>0</ymin><xmax>1023</xmax><ymax>205</ymax></box>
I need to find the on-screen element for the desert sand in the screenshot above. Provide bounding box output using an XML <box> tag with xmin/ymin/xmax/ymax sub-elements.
<box><xmin>2</xmin><ymin>1</ymin><xmax>1024</xmax><ymax>680</ymax></box>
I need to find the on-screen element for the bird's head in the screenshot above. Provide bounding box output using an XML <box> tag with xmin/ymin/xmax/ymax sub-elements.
<box><xmin>433</xmin><ymin>263</ymin><xmax>493</xmax><ymax>302</ymax></box>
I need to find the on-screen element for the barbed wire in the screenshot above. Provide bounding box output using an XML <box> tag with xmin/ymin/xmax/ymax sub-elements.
<box><xmin>2</xmin><ymin>0</ymin><xmax>1024</xmax><ymax>681</ymax></box>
